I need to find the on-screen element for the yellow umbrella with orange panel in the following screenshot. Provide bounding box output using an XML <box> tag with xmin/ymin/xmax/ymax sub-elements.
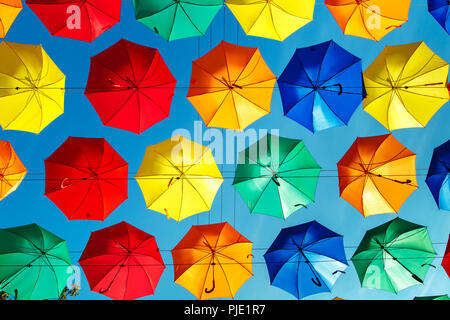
<box><xmin>0</xmin><ymin>141</ymin><xmax>27</xmax><ymax>201</ymax></box>
<box><xmin>0</xmin><ymin>0</ymin><xmax>22</xmax><ymax>38</ymax></box>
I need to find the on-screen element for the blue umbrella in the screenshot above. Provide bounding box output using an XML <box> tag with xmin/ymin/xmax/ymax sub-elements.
<box><xmin>264</xmin><ymin>221</ymin><xmax>348</xmax><ymax>299</ymax></box>
<box><xmin>426</xmin><ymin>140</ymin><xmax>450</xmax><ymax>211</ymax></box>
<box><xmin>428</xmin><ymin>0</ymin><xmax>450</xmax><ymax>34</ymax></box>
<box><xmin>278</xmin><ymin>40</ymin><xmax>364</xmax><ymax>133</ymax></box>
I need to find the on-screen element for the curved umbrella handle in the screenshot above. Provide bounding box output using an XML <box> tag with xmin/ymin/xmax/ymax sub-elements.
<box><xmin>421</xmin><ymin>263</ymin><xmax>436</xmax><ymax>268</ymax></box>
<box><xmin>205</xmin><ymin>279</ymin><xmax>215</xmax><ymax>294</ymax></box>
<box><xmin>335</xmin><ymin>84</ymin><xmax>343</xmax><ymax>95</ymax></box>
<box><xmin>312</xmin><ymin>277</ymin><xmax>322</xmax><ymax>287</ymax></box>
<box><xmin>271</xmin><ymin>176</ymin><xmax>281</xmax><ymax>187</ymax></box>
<box><xmin>411</xmin><ymin>274</ymin><xmax>423</xmax><ymax>283</ymax></box>
<box><xmin>332</xmin><ymin>270</ymin><xmax>346</xmax><ymax>275</ymax></box>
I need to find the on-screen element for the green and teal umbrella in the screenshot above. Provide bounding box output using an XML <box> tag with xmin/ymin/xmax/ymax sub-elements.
<box><xmin>414</xmin><ymin>295</ymin><xmax>450</xmax><ymax>300</ymax></box>
<box><xmin>233</xmin><ymin>134</ymin><xmax>321</xmax><ymax>219</ymax></box>
<box><xmin>352</xmin><ymin>218</ymin><xmax>437</xmax><ymax>294</ymax></box>
<box><xmin>0</xmin><ymin>224</ymin><xmax>73</xmax><ymax>300</ymax></box>
<box><xmin>132</xmin><ymin>0</ymin><xmax>223</xmax><ymax>41</ymax></box>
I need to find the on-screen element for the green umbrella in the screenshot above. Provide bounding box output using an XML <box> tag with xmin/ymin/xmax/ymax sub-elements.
<box><xmin>0</xmin><ymin>224</ymin><xmax>73</xmax><ymax>300</ymax></box>
<box><xmin>352</xmin><ymin>218</ymin><xmax>437</xmax><ymax>294</ymax></box>
<box><xmin>414</xmin><ymin>295</ymin><xmax>450</xmax><ymax>300</ymax></box>
<box><xmin>233</xmin><ymin>134</ymin><xmax>321</xmax><ymax>219</ymax></box>
<box><xmin>132</xmin><ymin>0</ymin><xmax>223</xmax><ymax>41</ymax></box>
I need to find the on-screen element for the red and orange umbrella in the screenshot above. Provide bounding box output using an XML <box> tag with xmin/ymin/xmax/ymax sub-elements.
<box><xmin>44</xmin><ymin>137</ymin><xmax>128</xmax><ymax>221</ymax></box>
<box><xmin>0</xmin><ymin>141</ymin><xmax>27</xmax><ymax>201</ymax></box>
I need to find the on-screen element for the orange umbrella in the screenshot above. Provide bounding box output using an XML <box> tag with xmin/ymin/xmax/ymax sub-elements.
<box><xmin>187</xmin><ymin>41</ymin><xmax>276</xmax><ymax>131</ymax></box>
<box><xmin>0</xmin><ymin>141</ymin><xmax>27</xmax><ymax>201</ymax></box>
<box><xmin>0</xmin><ymin>0</ymin><xmax>22</xmax><ymax>38</ymax></box>
<box><xmin>337</xmin><ymin>134</ymin><xmax>418</xmax><ymax>217</ymax></box>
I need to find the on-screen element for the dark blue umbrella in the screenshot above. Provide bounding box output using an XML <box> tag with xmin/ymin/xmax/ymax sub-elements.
<box><xmin>428</xmin><ymin>0</ymin><xmax>450</xmax><ymax>34</ymax></box>
<box><xmin>426</xmin><ymin>140</ymin><xmax>450</xmax><ymax>211</ymax></box>
<box><xmin>278</xmin><ymin>40</ymin><xmax>364</xmax><ymax>133</ymax></box>
<box><xmin>264</xmin><ymin>221</ymin><xmax>348</xmax><ymax>299</ymax></box>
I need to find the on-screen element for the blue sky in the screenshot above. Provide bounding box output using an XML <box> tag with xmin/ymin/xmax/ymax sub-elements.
<box><xmin>0</xmin><ymin>0</ymin><xmax>449</xmax><ymax>300</ymax></box>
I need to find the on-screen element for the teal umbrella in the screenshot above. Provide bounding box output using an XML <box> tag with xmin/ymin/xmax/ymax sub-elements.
<box><xmin>414</xmin><ymin>295</ymin><xmax>450</xmax><ymax>300</ymax></box>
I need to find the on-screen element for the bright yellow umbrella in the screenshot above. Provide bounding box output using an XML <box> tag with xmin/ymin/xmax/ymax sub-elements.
<box><xmin>135</xmin><ymin>135</ymin><xmax>223</xmax><ymax>222</ymax></box>
<box><xmin>225</xmin><ymin>0</ymin><xmax>315</xmax><ymax>41</ymax></box>
<box><xmin>0</xmin><ymin>0</ymin><xmax>22</xmax><ymax>38</ymax></box>
<box><xmin>364</xmin><ymin>42</ymin><xmax>449</xmax><ymax>131</ymax></box>
<box><xmin>0</xmin><ymin>41</ymin><xmax>65</xmax><ymax>134</ymax></box>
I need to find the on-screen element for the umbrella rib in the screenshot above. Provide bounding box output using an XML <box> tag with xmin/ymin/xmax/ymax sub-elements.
<box><xmin>244</xmin><ymin>2</ymin><xmax>270</xmax><ymax>36</ymax></box>
<box><xmin>183</xmin><ymin>177</ymin><xmax>212</xmax><ymax>213</ymax></box>
<box><xmin>178</xmin><ymin>3</ymin><xmax>204</xmax><ymax>36</ymax></box>
<box><xmin>129</xmin><ymin>255</ymin><xmax>157</xmax><ymax>294</ymax></box>
<box><xmin>4</xmin><ymin>42</ymin><xmax>36</xmax><ymax>82</ymax></box>
<box><xmin>233</xmin><ymin>88</ymin><xmax>270</xmax><ymax>113</ymax></box>
<box><xmin>215</xmin><ymin>257</ymin><xmax>236</xmax><ymax>298</ymax></box>
<box><xmin>397</xmin><ymin>52</ymin><xmax>437</xmax><ymax>85</ymax></box>
<box><xmin>367</xmin><ymin>175</ymin><xmax>398</xmax><ymax>212</ymax></box>
<box><xmin>86</xmin><ymin>1</ymin><xmax>120</xmax><ymax>22</ymax></box>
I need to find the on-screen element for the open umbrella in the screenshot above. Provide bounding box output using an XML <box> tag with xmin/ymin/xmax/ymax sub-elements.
<box><xmin>0</xmin><ymin>224</ymin><xmax>74</xmax><ymax>300</ymax></box>
<box><xmin>364</xmin><ymin>42</ymin><xmax>449</xmax><ymax>131</ymax></box>
<box><xmin>233</xmin><ymin>134</ymin><xmax>321</xmax><ymax>219</ymax></box>
<box><xmin>85</xmin><ymin>39</ymin><xmax>177</xmax><ymax>134</ymax></box>
<box><xmin>44</xmin><ymin>137</ymin><xmax>128</xmax><ymax>221</ymax></box>
<box><xmin>352</xmin><ymin>217</ymin><xmax>437</xmax><ymax>293</ymax></box>
<box><xmin>443</xmin><ymin>235</ymin><xmax>449</xmax><ymax>278</ymax></box>
<box><xmin>225</xmin><ymin>0</ymin><xmax>315</xmax><ymax>41</ymax></box>
<box><xmin>325</xmin><ymin>0</ymin><xmax>411</xmax><ymax>41</ymax></box>
<box><xmin>133</xmin><ymin>0</ymin><xmax>223</xmax><ymax>41</ymax></box>
<box><xmin>187</xmin><ymin>41</ymin><xmax>276</xmax><ymax>131</ymax></box>
<box><xmin>414</xmin><ymin>295</ymin><xmax>450</xmax><ymax>300</ymax></box>
<box><xmin>338</xmin><ymin>134</ymin><xmax>418</xmax><ymax>217</ymax></box>
<box><xmin>0</xmin><ymin>141</ymin><xmax>27</xmax><ymax>202</ymax></box>
<box><xmin>278</xmin><ymin>40</ymin><xmax>364</xmax><ymax>133</ymax></box>
<box><xmin>0</xmin><ymin>0</ymin><xmax>22</xmax><ymax>38</ymax></box>
<box><xmin>26</xmin><ymin>0</ymin><xmax>121</xmax><ymax>42</ymax></box>
<box><xmin>264</xmin><ymin>221</ymin><xmax>348</xmax><ymax>299</ymax></box>
<box><xmin>0</xmin><ymin>41</ymin><xmax>65</xmax><ymax>134</ymax></box>
<box><xmin>172</xmin><ymin>222</ymin><xmax>253</xmax><ymax>300</ymax></box>
<box><xmin>426</xmin><ymin>140</ymin><xmax>450</xmax><ymax>211</ymax></box>
<box><xmin>79</xmin><ymin>222</ymin><xmax>165</xmax><ymax>300</ymax></box>
<box><xmin>428</xmin><ymin>0</ymin><xmax>450</xmax><ymax>34</ymax></box>
<box><xmin>135</xmin><ymin>135</ymin><xmax>223</xmax><ymax>221</ymax></box>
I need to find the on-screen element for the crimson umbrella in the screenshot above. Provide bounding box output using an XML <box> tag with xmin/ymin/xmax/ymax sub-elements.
<box><xmin>44</xmin><ymin>137</ymin><xmax>128</xmax><ymax>221</ymax></box>
<box><xmin>85</xmin><ymin>39</ymin><xmax>177</xmax><ymax>134</ymax></box>
<box><xmin>443</xmin><ymin>235</ymin><xmax>450</xmax><ymax>278</ymax></box>
<box><xmin>79</xmin><ymin>222</ymin><xmax>165</xmax><ymax>300</ymax></box>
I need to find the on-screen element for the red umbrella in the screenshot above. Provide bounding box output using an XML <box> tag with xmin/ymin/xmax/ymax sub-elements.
<box><xmin>79</xmin><ymin>222</ymin><xmax>165</xmax><ymax>300</ymax></box>
<box><xmin>44</xmin><ymin>137</ymin><xmax>128</xmax><ymax>221</ymax></box>
<box><xmin>85</xmin><ymin>39</ymin><xmax>177</xmax><ymax>134</ymax></box>
<box><xmin>443</xmin><ymin>235</ymin><xmax>450</xmax><ymax>278</ymax></box>
<box><xmin>26</xmin><ymin>0</ymin><xmax>121</xmax><ymax>42</ymax></box>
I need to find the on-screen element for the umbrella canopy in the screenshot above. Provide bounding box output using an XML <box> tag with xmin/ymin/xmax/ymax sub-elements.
<box><xmin>0</xmin><ymin>224</ymin><xmax>73</xmax><ymax>300</ymax></box>
<box><xmin>233</xmin><ymin>134</ymin><xmax>321</xmax><ymax>219</ymax></box>
<box><xmin>44</xmin><ymin>137</ymin><xmax>128</xmax><ymax>221</ymax></box>
<box><xmin>135</xmin><ymin>135</ymin><xmax>223</xmax><ymax>221</ymax></box>
<box><xmin>187</xmin><ymin>41</ymin><xmax>276</xmax><ymax>131</ymax></box>
<box><xmin>26</xmin><ymin>0</ymin><xmax>121</xmax><ymax>42</ymax></box>
<box><xmin>352</xmin><ymin>217</ymin><xmax>437</xmax><ymax>293</ymax></box>
<box><xmin>443</xmin><ymin>235</ymin><xmax>450</xmax><ymax>278</ymax></box>
<box><xmin>338</xmin><ymin>134</ymin><xmax>418</xmax><ymax>217</ymax></box>
<box><xmin>0</xmin><ymin>141</ymin><xmax>27</xmax><ymax>202</ymax></box>
<box><xmin>225</xmin><ymin>0</ymin><xmax>315</xmax><ymax>41</ymax></box>
<box><xmin>79</xmin><ymin>222</ymin><xmax>165</xmax><ymax>300</ymax></box>
<box><xmin>133</xmin><ymin>0</ymin><xmax>223</xmax><ymax>41</ymax></box>
<box><xmin>428</xmin><ymin>0</ymin><xmax>450</xmax><ymax>34</ymax></box>
<box><xmin>0</xmin><ymin>41</ymin><xmax>65</xmax><ymax>134</ymax></box>
<box><xmin>414</xmin><ymin>295</ymin><xmax>450</xmax><ymax>300</ymax></box>
<box><xmin>325</xmin><ymin>0</ymin><xmax>411</xmax><ymax>41</ymax></box>
<box><xmin>172</xmin><ymin>222</ymin><xmax>253</xmax><ymax>300</ymax></box>
<box><xmin>85</xmin><ymin>39</ymin><xmax>177</xmax><ymax>134</ymax></box>
<box><xmin>264</xmin><ymin>221</ymin><xmax>348</xmax><ymax>300</ymax></box>
<box><xmin>426</xmin><ymin>140</ymin><xmax>450</xmax><ymax>211</ymax></box>
<box><xmin>364</xmin><ymin>42</ymin><xmax>449</xmax><ymax>131</ymax></box>
<box><xmin>0</xmin><ymin>0</ymin><xmax>22</xmax><ymax>38</ymax></box>
<box><xmin>278</xmin><ymin>40</ymin><xmax>364</xmax><ymax>133</ymax></box>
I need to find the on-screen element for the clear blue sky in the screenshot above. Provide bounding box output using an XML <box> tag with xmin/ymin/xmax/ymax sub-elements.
<box><xmin>0</xmin><ymin>0</ymin><xmax>449</xmax><ymax>300</ymax></box>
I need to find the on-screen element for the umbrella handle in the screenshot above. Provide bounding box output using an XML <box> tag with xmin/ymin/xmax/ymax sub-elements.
<box><xmin>312</xmin><ymin>277</ymin><xmax>322</xmax><ymax>287</ymax></box>
<box><xmin>335</xmin><ymin>84</ymin><xmax>343</xmax><ymax>95</ymax></box>
<box><xmin>205</xmin><ymin>279</ymin><xmax>215</xmax><ymax>294</ymax></box>
<box><xmin>271</xmin><ymin>176</ymin><xmax>281</xmax><ymax>186</ymax></box>
<box><xmin>332</xmin><ymin>270</ymin><xmax>346</xmax><ymax>275</ymax></box>
<box><xmin>421</xmin><ymin>263</ymin><xmax>436</xmax><ymax>268</ymax></box>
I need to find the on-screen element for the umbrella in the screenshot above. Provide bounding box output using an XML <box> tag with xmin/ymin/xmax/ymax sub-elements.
<box><xmin>0</xmin><ymin>41</ymin><xmax>65</xmax><ymax>134</ymax></box>
<box><xmin>414</xmin><ymin>295</ymin><xmax>450</xmax><ymax>300</ymax></box>
<box><xmin>0</xmin><ymin>224</ymin><xmax>74</xmax><ymax>300</ymax></box>
<box><xmin>79</xmin><ymin>222</ymin><xmax>165</xmax><ymax>300</ymax></box>
<box><xmin>264</xmin><ymin>221</ymin><xmax>348</xmax><ymax>300</ymax></box>
<box><xmin>85</xmin><ymin>39</ymin><xmax>177</xmax><ymax>134</ymax></box>
<box><xmin>364</xmin><ymin>42</ymin><xmax>449</xmax><ymax>131</ymax></box>
<box><xmin>26</xmin><ymin>0</ymin><xmax>121</xmax><ymax>42</ymax></box>
<box><xmin>44</xmin><ymin>137</ymin><xmax>128</xmax><ymax>221</ymax></box>
<box><xmin>172</xmin><ymin>222</ymin><xmax>253</xmax><ymax>300</ymax></box>
<box><xmin>337</xmin><ymin>134</ymin><xmax>418</xmax><ymax>217</ymax></box>
<box><xmin>135</xmin><ymin>135</ymin><xmax>223</xmax><ymax>221</ymax></box>
<box><xmin>428</xmin><ymin>0</ymin><xmax>450</xmax><ymax>34</ymax></box>
<box><xmin>0</xmin><ymin>141</ymin><xmax>27</xmax><ymax>202</ymax></box>
<box><xmin>133</xmin><ymin>0</ymin><xmax>223</xmax><ymax>41</ymax></box>
<box><xmin>426</xmin><ymin>140</ymin><xmax>450</xmax><ymax>211</ymax></box>
<box><xmin>325</xmin><ymin>0</ymin><xmax>411</xmax><ymax>41</ymax></box>
<box><xmin>443</xmin><ymin>235</ymin><xmax>449</xmax><ymax>278</ymax></box>
<box><xmin>0</xmin><ymin>0</ymin><xmax>22</xmax><ymax>38</ymax></box>
<box><xmin>352</xmin><ymin>217</ymin><xmax>437</xmax><ymax>293</ymax></box>
<box><xmin>278</xmin><ymin>40</ymin><xmax>364</xmax><ymax>133</ymax></box>
<box><xmin>225</xmin><ymin>0</ymin><xmax>315</xmax><ymax>41</ymax></box>
<box><xmin>233</xmin><ymin>134</ymin><xmax>321</xmax><ymax>219</ymax></box>
<box><xmin>187</xmin><ymin>41</ymin><xmax>276</xmax><ymax>131</ymax></box>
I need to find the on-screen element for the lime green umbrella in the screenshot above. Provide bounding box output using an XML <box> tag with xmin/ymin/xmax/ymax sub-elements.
<box><xmin>414</xmin><ymin>295</ymin><xmax>450</xmax><ymax>300</ymax></box>
<box><xmin>352</xmin><ymin>218</ymin><xmax>437</xmax><ymax>294</ymax></box>
<box><xmin>0</xmin><ymin>224</ymin><xmax>73</xmax><ymax>300</ymax></box>
<box><xmin>233</xmin><ymin>134</ymin><xmax>321</xmax><ymax>219</ymax></box>
<box><xmin>132</xmin><ymin>0</ymin><xmax>223</xmax><ymax>41</ymax></box>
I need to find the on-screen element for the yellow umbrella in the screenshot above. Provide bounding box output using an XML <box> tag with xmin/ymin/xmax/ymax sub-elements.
<box><xmin>135</xmin><ymin>135</ymin><xmax>223</xmax><ymax>221</ymax></box>
<box><xmin>225</xmin><ymin>0</ymin><xmax>315</xmax><ymax>41</ymax></box>
<box><xmin>0</xmin><ymin>0</ymin><xmax>22</xmax><ymax>38</ymax></box>
<box><xmin>364</xmin><ymin>42</ymin><xmax>449</xmax><ymax>131</ymax></box>
<box><xmin>0</xmin><ymin>41</ymin><xmax>65</xmax><ymax>134</ymax></box>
